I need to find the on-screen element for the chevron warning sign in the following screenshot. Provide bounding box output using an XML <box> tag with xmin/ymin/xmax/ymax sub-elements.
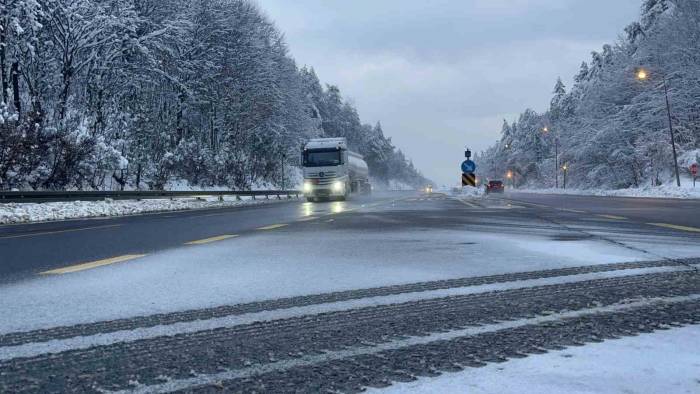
<box><xmin>462</xmin><ymin>172</ymin><xmax>476</xmax><ymax>187</ymax></box>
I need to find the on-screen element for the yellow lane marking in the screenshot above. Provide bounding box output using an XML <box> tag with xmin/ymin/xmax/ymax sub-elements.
<box><xmin>597</xmin><ymin>214</ymin><xmax>627</xmax><ymax>220</ymax></box>
<box><xmin>560</xmin><ymin>208</ymin><xmax>586</xmax><ymax>213</ymax></box>
<box><xmin>648</xmin><ymin>223</ymin><xmax>700</xmax><ymax>233</ymax></box>
<box><xmin>257</xmin><ymin>224</ymin><xmax>288</xmax><ymax>230</ymax></box>
<box><xmin>41</xmin><ymin>254</ymin><xmax>147</xmax><ymax>275</ymax></box>
<box><xmin>0</xmin><ymin>224</ymin><xmax>121</xmax><ymax>240</ymax></box>
<box><xmin>297</xmin><ymin>216</ymin><xmax>318</xmax><ymax>222</ymax></box>
<box><xmin>185</xmin><ymin>234</ymin><xmax>238</xmax><ymax>245</ymax></box>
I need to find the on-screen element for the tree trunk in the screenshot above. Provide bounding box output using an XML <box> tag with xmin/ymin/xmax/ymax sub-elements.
<box><xmin>59</xmin><ymin>63</ymin><xmax>73</xmax><ymax>120</ymax></box>
<box><xmin>0</xmin><ymin>28</ymin><xmax>7</xmax><ymax>105</ymax></box>
<box><xmin>11</xmin><ymin>61</ymin><xmax>20</xmax><ymax>117</ymax></box>
<box><xmin>135</xmin><ymin>163</ymin><xmax>142</xmax><ymax>190</ymax></box>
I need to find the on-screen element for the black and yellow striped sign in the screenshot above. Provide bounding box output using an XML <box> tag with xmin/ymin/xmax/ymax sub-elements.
<box><xmin>462</xmin><ymin>172</ymin><xmax>476</xmax><ymax>187</ymax></box>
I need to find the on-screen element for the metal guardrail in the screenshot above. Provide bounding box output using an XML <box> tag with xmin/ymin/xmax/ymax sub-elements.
<box><xmin>0</xmin><ymin>190</ymin><xmax>301</xmax><ymax>203</ymax></box>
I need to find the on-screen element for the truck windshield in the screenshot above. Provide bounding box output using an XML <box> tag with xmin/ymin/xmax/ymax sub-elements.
<box><xmin>304</xmin><ymin>150</ymin><xmax>342</xmax><ymax>167</ymax></box>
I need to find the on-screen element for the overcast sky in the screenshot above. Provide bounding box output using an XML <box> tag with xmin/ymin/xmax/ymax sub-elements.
<box><xmin>259</xmin><ymin>0</ymin><xmax>642</xmax><ymax>185</ymax></box>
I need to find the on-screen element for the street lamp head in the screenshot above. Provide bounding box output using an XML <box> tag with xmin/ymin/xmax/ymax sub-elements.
<box><xmin>562</xmin><ymin>164</ymin><xmax>568</xmax><ymax>171</ymax></box>
<box><xmin>542</xmin><ymin>126</ymin><xmax>549</xmax><ymax>133</ymax></box>
<box><xmin>636</xmin><ymin>69</ymin><xmax>648</xmax><ymax>81</ymax></box>
<box><xmin>506</xmin><ymin>171</ymin><xmax>513</xmax><ymax>179</ymax></box>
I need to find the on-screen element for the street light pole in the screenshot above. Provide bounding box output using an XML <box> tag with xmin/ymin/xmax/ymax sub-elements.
<box><xmin>507</xmin><ymin>170</ymin><xmax>514</xmax><ymax>189</ymax></box>
<box><xmin>281</xmin><ymin>153</ymin><xmax>286</xmax><ymax>190</ymax></box>
<box><xmin>637</xmin><ymin>69</ymin><xmax>681</xmax><ymax>187</ymax></box>
<box><xmin>562</xmin><ymin>164</ymin><xmax>568</xmax><ymax>189</ymax></box>
<box><xmin>543</xmin><ymin>126</ymin><xmax>559</xmax><ymax>188</ymax></box>
<box><xmin>555</xmin><ymin>136</ymin><xmax>559</xmax><ymax>189</ymax></box>
<box><xmin>662</xmin><ymin>77</ymin><xmax>681</xmax><ymax>187</ymax></box>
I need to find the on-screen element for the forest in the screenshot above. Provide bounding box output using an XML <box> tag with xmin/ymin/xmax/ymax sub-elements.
<box><xmin>0</xmin><ymin>0</ymin><xmax>429</xmax><ymax>191</ymax></box>
<box><xmin>478</xmin><ymin>0</ymin><xmax>700</xmax><ymax>189</ymax></box>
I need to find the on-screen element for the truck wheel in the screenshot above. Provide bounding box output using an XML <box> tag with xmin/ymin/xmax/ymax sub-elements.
<box><xmin>306</xmin><ymin>197</ymin><xmax>315</xmax><ymax>202</ymax></box>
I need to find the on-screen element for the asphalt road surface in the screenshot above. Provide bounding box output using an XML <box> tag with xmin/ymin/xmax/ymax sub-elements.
<box><xmin>507</xmin><ymin>191</ymin><xmax>700</xmax><ymax>229</ymax></box>
<box><xmin>1</xmin><ymin>191</ymin><xmax>699</xmax><ymax>393</ymax></box>
<box><xmin>0</xmin><ymin>193</ymin><xmax>397</xmax><ymax>283</ymax></box>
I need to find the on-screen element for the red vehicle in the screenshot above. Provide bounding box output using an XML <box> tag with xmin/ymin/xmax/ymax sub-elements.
<box><xmin>485</xmin><ymin>180</ymin><xmax>505</xmax><ymax>194</ymax></box>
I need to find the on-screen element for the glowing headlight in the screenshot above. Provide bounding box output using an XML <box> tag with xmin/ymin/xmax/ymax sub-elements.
<box><xmin>332</xmin><ymin>181</ymin><xmax>344</xmax><ymax>192</ymax></box>
<box><xmin>303</xmin><ymin>182</ymin><xmax>313</xmax><ymax>193</ymax></box>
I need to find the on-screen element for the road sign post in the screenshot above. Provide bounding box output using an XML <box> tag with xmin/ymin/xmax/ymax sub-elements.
<box><xmin>460</xmin><ymin>149</ymin><xmax>477</xmax><ymax>188</ymax></box>
<box><xmin>462</xmin><ymin>173</ymin><xmax>476</xmax><ymax>187</ymax></box>
<box><xmin>692</xmin><ymin>163</ymin><xmax>698</xmax><ymax>188</ymax></box>
<box><xmin>461</xmin><ymin>159</ymin><xmax>476</xmax><ymax>174</ymax></box>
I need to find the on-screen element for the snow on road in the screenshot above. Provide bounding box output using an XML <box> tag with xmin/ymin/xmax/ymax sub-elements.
<box><xmin>0</xmin><ymin>225</ymin><xmax>652</xmax><ymax>334</ymax></box>
<box><xmin>1</xmin><ymin>203</ymin><xmax>697</xmax><ymax>334</ymax></box>
<box><xmin>516</xmin><ymin>183</ymin><xmax>700</xmax><ymax>199</ymax></box>
<box><xmin>373</xmin><ymin>324</ymin><xmax>700</xmax><ymax>394</ymax></box>
<box><xmin>0</xmin><ymin>196</ymin><xmax>288</xmax><ymax>224</ymax></box>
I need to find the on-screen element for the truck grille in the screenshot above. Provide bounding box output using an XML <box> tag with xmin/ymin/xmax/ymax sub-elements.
<box><xmin>306</xmin><ymin>171</ymin><xmax>337</xmax><ymax>178</ymax></box>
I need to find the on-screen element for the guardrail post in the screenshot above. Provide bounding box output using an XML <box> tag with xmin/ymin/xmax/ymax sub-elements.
<box><xmin>277</xmin><ymin>194</ymin><xmax>281</xmax><ymax>200</ymax></box>
<box><xmin>252</xmin><ymin>195</ymin><xmax>256</xmax><ymax>200</ymax></box>
<box><xmin>218</xmin><ymin>195</ymin><xmax>224</xmax><ymax>202</ymax></box>
<box><xmin>265</xmin><ymin>194</ymin><xmax>269</xmax><ymax>200</ymax></box>
<box><xmin>236</xmin><ymin>195</ymin><xmax>242</xmax><ymax>201</ymax></box>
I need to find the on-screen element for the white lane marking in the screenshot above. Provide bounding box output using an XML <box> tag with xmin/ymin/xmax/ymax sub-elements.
<box><xmin>0</xmin><ymin>264</ymin><xmax>688</xmax><ymax>361</ymax></box>
<box><xmin>0</xmin><ymin>224</ymin><xmax>121</xmax><ymax>240</ymax></box>
<box><xmin>119</xmin><ymin>294</ymin><xmax>700</xmax><ymax>394</ymax></box>
<box><xmin>453</xmin><ymin>198</ymin><xmax>479</xmax><ymax>208</ymax></box>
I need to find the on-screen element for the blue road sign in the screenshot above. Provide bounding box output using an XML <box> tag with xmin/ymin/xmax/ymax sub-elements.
<box><xmin>461</xmin><ymin>160</ymin><xmax>476</xmax><ymax>173</ymax></box>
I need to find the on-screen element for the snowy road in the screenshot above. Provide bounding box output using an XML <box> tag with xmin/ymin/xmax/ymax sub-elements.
<box><xmin>1</xmin><ymin>192</ymin><xmax>699</xmax><ymax>393</ymax></box>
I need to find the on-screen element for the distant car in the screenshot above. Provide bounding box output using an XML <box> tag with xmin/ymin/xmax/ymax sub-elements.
<box><xmin>425</xmin><ymin>185</ymin><xmax>433</xmax><ymax>193</ymax></box>
<box><xmin>485</xmin><ymin>180</ymin><xmax>504</xmax><ymax>194</ymax></box>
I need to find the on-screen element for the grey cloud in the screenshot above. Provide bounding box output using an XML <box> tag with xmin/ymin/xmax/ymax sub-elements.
<box><xmin>261</xmin><ymin>0</ymin><xmax>641</xmax><ymax>184</ymax></box>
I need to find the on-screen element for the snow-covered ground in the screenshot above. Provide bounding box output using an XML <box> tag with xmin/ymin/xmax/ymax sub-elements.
<box><xmin>373</xmin><ymin>324</ymin><xmax>700</xmax><ymax>394</ymax></box>
<box><xmin>0</xmin><ymin>196</ymin><xmax>287</xmax><ymax>225</ymax></box>
<box><xmin>515</xmin><ymin>181</ymin><xmax>700</xmax><ymax>199</ymax></box>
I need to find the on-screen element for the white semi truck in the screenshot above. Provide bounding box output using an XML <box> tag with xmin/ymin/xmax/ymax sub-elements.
<box><xmin>301</xmin><ymin>138</ymin><xmax>370</xmax><ymax>202</ymax></box>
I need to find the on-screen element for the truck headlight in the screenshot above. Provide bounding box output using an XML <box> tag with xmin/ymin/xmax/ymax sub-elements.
<box><xmin>332</xmin><ymin>181</ymin><xmax>344</xmax><ymax>192</ymax></box>
<box><xmin>303</xmin><ymin>182</ymin><xmax>313</xmax><ymax>193</ymax></box>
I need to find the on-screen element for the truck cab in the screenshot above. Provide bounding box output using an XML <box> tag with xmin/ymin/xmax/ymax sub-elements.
<box><xmin>302</xmin><ymin>138</ymin><xmax>369</xmax><ymax>202</ymax></box>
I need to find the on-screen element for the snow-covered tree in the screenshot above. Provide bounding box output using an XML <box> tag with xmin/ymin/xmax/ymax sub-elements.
<box><xmin>481</xmin><ymin>0</ymin><xmax>699</xmax><ymax>190</ymax></box>
<box><xmin>0</xmin><ymin>0</ymin><xmax>427</xmax><ymax>190</ymax></box>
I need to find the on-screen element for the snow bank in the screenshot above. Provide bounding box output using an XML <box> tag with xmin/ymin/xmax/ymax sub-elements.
<box><xmin>450</xmin><ymin>187</ymin><xmax>484</xmax><ymax>198</ymax></box>
<box><xmin>0</xmin><ymin>197</ymin><xmax>286</xmax><ymax>225</ymax></box>
<box><xmin>374</xmin><ymin>324</ymin><xmax>700</xmax><ymax>394</ymax></box>
<box><xmin>517</xmin><ymin>182</ymin><xmax>700</xmax><ymax>199</ymax></box>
